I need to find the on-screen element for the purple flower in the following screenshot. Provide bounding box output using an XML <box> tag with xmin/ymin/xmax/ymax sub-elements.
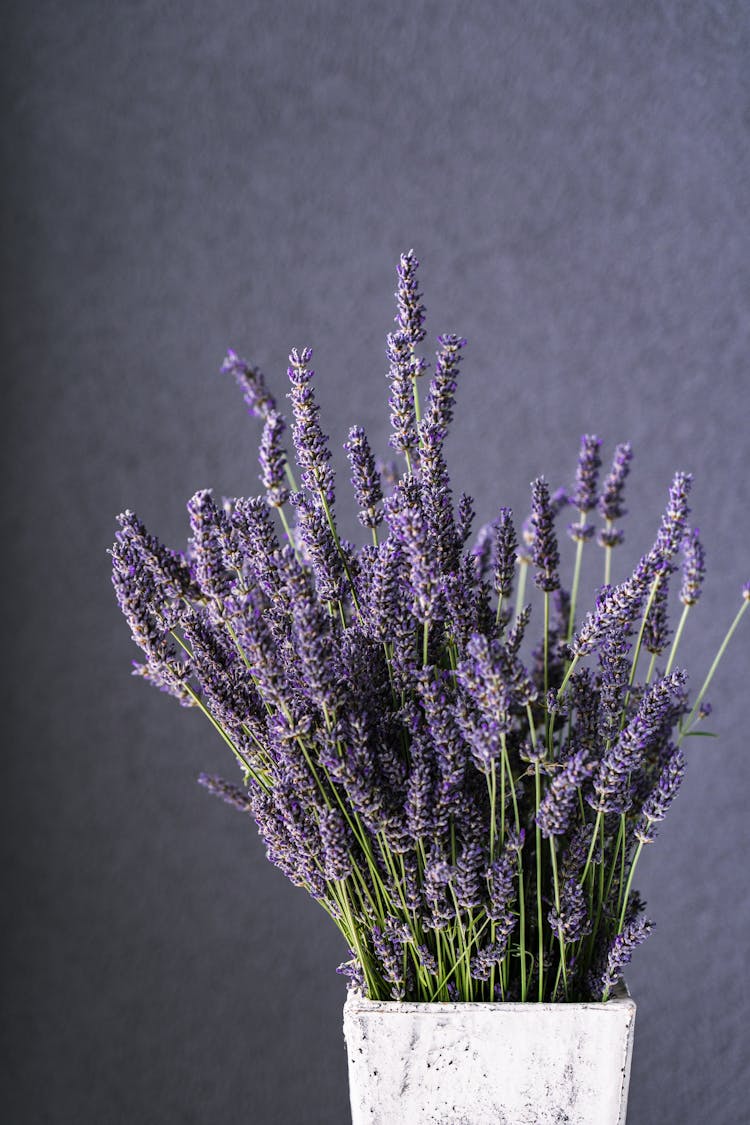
<box><xmin>597</xmin><ymin>442</ymin><xmax>633</xmax><ymax>544</ymax></box>
<box><xmin>485</xmin><ymin>843</ymin><xmax>518</xmax><ymax>925</ymax></box>
<box><xmin>456</xmin><ymin>493</ymin><xmax>475</xmax><ymax>547</ymax></box>
<box><xmin>572</xmin><ymin>553</ymin><xmax>657</xmax><ymax>656</ymax></box>
<box><xmin>597</xmin><ymin>629</ymin><xmax>632</xmax><ymax>743</ymax></box>
<box><xmin>536</xmin><ymin>747</ymin><xmax>592</xmax><ymax>838</ymax></box>
<box><xmin>590</xmin><ymin>916</ymin><xmax>654</xmax><ymax>1000</ymax></box>
<box><xmin>187</xmin><ymin>489</ymin><xmax>235</xmax><ymax>605</ymax></box>
<box><xmin>404</xmin><ymin>733</ymin><xmax>436</xmax><ymax>842</ymax></box>
<box><xmin>655</xmin><ymin>471</ymin><xmax>692</xmax><ymax>560</ymax></box>
<box><xmin>344</xmin><ymin>425</ymin><xmax>383</xmax><ymax>529</ymax></box>
<box><xmin>529</xmin><ymin>478</ymin><xmax>561</xmax><ymax>593</ymax></box>
<box><xmin>634</xmin><ymin>744</ymin><xmax>686</xmax><ymax>844</ymax></box>
<box><xmin>230</xmin><ymin>497</ymin><xmax>282</xmax><ymax>599</ymax></box>
<box><xmin>643</xmin><ymin>566</ymin><xmax>672</xmax><ymax>656</ymax></box>
<box><xmin>371</xmin><ymin>924</ymin><xmax>406</xmax><ymax>1000</ymax></box>
<box><xmin>259</xmin><ymin>410</ymin><xmax>290</xmax><ymax>509</ymax></box>
<box><xmin>287</xmin><ymin>347</ymin><xmax>335</xmax><ymax>505</ymax></box>
<box><xmin>419</xmin><ymin>333</ymin><xmax>466</xmax><ymax>445</ymax></box>
<box><xmin>588</xmin><ymin>670</ymin><xmax>687</xmax><ymax>814</ymax></box>
<box><xmin>385</xmin><ymin>477</ymin><xmax>441</xmax><ymax>623</ymax></box>
<box><xmin>319</xmin><ymin>806</ymin><xmax>353</xmax><ymax>881</ymax></box>
<box><xmin>394</xmin><ymin>249</ymin><xmax>427</xmax><ymax>346</ymax></box>
<box><xmin>386</xmin><ymin>331</ymin><xmax>418</xmax><ymax>457</ymax></box>
<box><xmin>198</xmin><ymin>773</ymin><xmax>255</xmax><ymax>813</ymax></box>
<box><xmin>680</xmin><ymin>528</ymin><xmax>706</xmax><ymax>606</ymax></box>
<box><xmin>548</xmin><ymin>876</ymin><xmax>591</xmax><ymax>943</ymax></box>
<box><xmin>221</xmin><ymin>349</ymin><xmax>277</xmax><ymax>421</ymax></box>
<box><xmin>291</xmin><ymin>492</ymin><xmax>346</xmax><ymax>605</ymax></box>
<box><xmin>568</xmin><ymin>435</ymin><xmax>602</xmax><ymax>542</ymax></box>
<box><xmin>493</xmin><ymin>508</ymin><xmax>518</xmax><ymax>601</ymax></box>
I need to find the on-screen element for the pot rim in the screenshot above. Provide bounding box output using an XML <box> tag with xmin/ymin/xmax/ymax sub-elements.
<box><xmin>344</xmin><ymin>978</ymin><xmax>633</xmax><ymax>1015</ymax></box>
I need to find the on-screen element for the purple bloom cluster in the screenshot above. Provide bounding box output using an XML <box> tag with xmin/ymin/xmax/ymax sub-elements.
<box><xmin>568</xmin><ymin>435</ymin><xmax>602</xmax><ymax>542</ymax></box>
<box><xmin>597</xmin><ymin>442</ymin><xmax>633</xmax><ymax>548</ymax></box>
<box><xmin>113</xmin><ymin>251</ymin><xmax>745</xmax><ymax>1005</ymax></box>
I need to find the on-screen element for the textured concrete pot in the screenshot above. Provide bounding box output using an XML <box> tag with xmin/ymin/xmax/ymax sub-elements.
<box><xmin>343</xmin><ymin>982</ymin><xmax>636</xmax><ymax>1125</ymax></box>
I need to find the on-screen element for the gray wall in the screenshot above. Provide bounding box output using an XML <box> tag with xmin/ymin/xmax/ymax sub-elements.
<box><xmin>3</xmin><ymin>2</ymin><xmax>749</xmax><ymax>1122</ymax></box>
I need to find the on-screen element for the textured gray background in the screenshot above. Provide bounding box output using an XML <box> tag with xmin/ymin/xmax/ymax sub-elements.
<box><xmin>3</xmin><ymin>2</ymin><xmax>749</xmax><ymax>1122</ymax></box>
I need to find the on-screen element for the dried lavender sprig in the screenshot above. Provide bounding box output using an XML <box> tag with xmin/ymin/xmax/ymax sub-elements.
<box><xmin>597</xmin><ymin>442</ymin><xmax>633</xmax><ymax>549</ymax></box>
<box><xmin>536</xmin><ymin>747</ymin><xmax>592</xmax><ymax>838</ymax></box>
<box><xmin>529</xmin><ymin>478</ymin><xmax>561</xmax><ymax>593</ymax></box>
<box><xmin>643</xmin><ymin>570</ymin><xmax>672</xmax><ymax>657</ymax></box>
<box><xmin>493</xmin><ymin>507</ymin><xmax>517</xmax><ymax>616</ymax></box>
<box><xmin>571</xmin><ymin>552</ymin><xmax>655</xmax><ymax>658</ymax></box>
<box><xmin>259</xmin><ymin>409</ymin><xmax>290</xmax><ymax>509</ymax></box>
<box><xmin>386</xmin><ymin>330</ymin><xmax>419</xmax><ymax>464</ymax></box>
<box><xmin>395</xmin><ymin>249</ymin><xmax>427</xmax><ymax>346</ymax></box>
<box><xmin>221</xmin><ymin>349</ymin><xmax>278</xmax><ymax>421</ymax></box>
<box><xmin>634</xmin><ymin>745</ymin><xmax>686</xmax><ymax>844</ymax></box>
<box><xmin>287</xmin><ymin>347</ymin><xmax>335</xmax><ymax>506</ymax></box>
<box><xmin>568</xmin><ymin>434</ymin><xmax>602</xmax><ymax>542</ymax></box>
<box><xmin>680</xmin><ymin>527</ymin><xmax>706</xmax><ymax>607</ymax></box>
<box><xmin>187</xmin><ymin>489</ymin><xmax>234</xmax><ymax>605</ymax></box>
<box><xmin>198</xmin><ymin>773</ymin><xmax>255</xmax><ymax>813</ymax></box>
<box><xmin>590</xmin><ymin>916</ymin><xmax>654</xmax><ymax>1001</ymax></box>
<box><xmin>344</xmin><ymin>426</ymin><xmax>383</xmax><ymax>531</ymax></box>
<box><xmin>655</xmin><ymin>471</ymin><xmax>693</xmax><ymax>560</ymax></box>
<box><xmin>419</xmin><ymin>333</ymin><xmax>466</xmax><ymax>446</ymax></box>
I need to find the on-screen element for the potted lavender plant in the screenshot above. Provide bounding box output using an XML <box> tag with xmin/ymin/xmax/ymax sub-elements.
<box><xmin>112</xmin><ymin>252</ymin><xmax>748</xmax><ymax>1124</ymax></box>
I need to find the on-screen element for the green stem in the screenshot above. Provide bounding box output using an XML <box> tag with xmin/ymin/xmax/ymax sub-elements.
<box><xmin>628</xmin><ymin>572</ymin><xmax>663</xmax><ymax>689</ymax></box>
<box><xmin>427</xmin><ymin>917</ymin><xmax>491</xmax><ymax>1001</ymax></box>
<box><xmin>665</xmin><ymin>602</ymin><xmax>690</xmax><ymax>676</ymax></box>
<box><xmin>543</xmin><ymin>591</ymin><xmax>550</xmax><ymax>698</ymax></box>
<box><xmin>549</xmin><ymin>839</ymin><xmax>567</xmax><ymax>999</ymax></box>
<box><xmin>603</xmin><ymin>519</ymin><xmax>614</xmax><ymax>587</ymax></box>
<box><xmin>515</xmin><ymin>560</ymin><xmax>529</xmax><ymax>621</ymax></box>
<box><xmin>618</xmin><ymin>840</ymin><xmax>644</xmax><ymax>932</ymax></box>
<box><xmin>534</xmin><ymin>762</ymin><xmax>544</xmax><ymax>1001</ymax></box>
<box><xmin>578</xmin><ymin>809</ymin><xmax>602</xmax><ymax>890</ymax></box>
<box><xmin>567</xmin><ymin>529</ymin><xmax>585</xmax><ymax>643</ymax></box>
<box><xmin>678</xmin><ymin>598</ymin><xmax>749</xmax><ymax>742</ymax></box>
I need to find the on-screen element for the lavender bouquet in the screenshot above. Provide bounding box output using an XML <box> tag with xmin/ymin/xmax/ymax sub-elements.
<box><xmin>112</xmin><ymin>252</ymin><xmax>748</xmax><ymax>1005</ymax></box>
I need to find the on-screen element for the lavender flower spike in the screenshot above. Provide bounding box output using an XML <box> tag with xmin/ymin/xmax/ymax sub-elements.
<box><xmin>221</xmin><ymin>349</ymin><xmax>277</xmax><ymax>421</ymax></box>
<box><xmin>493</xmin><ymin>507</ymin><xmax>518</xmax><ymax>600</ymax></box>
<box><xmin>655</xmin><ymin>471</ymin><xmax>692</xmax><ymax>559</ymax></box>
<box><xmin>420</xmin><ymin>333</ymin><xmax>466</xmax><ymax>443</ymax></box>
<box><xmin>386</xmin><ymin>331</ymin><xmax>419</xmax><ymax>457</ymax></box>
<box><xmin>344</xmin><ymin>425</ymin><xmax>383</xmax><ymax>529</ymax></box>
<box><xmin>287</xmin><ymin>348</ymin><xmax>335</xmax><ymax>506</ymax></box>
<box><xmin>597</xmin><ymin>441</ymin><xmax>633</xmax><ymax>548</ymax></box>
<box><xmin>591</xmin><ymin>916</ymin><xmax>654</xmax><ymax>1000</ymax></box>
<box><xmin>395</xmin><ymin>248</ymin><xmax>427</xmax><ymax>346</ymax></box>
<box><xmin>259</xmin><ymin>409</ymin><xmax>289</xmax><ymax>509</ymax></box>
<box><xmin>529</xmin><ymin>477</ymin><xmax>561</xmax><ymax>593</ymax></box>
<box><xmin>634</xmin><ymin>745</ymin><xmax>686</xmax><ymax>844</ymax></box>
<box><xmin>571</xmin><ymin>553</ymin><xmax>655</xmax><ymax>656</ymax></box>
<box><xmin>568</xmin><ymin>434</ymin><xmax>601</xmax><ymax>543</ymax></box>
<box><xmin>536</xmin><ymin>747</ymin><xmax>592</xmax><ymax>837</ymax></box>
<box><xmin>198</xmin><ymin>773</ymin><xmax>254</xmax><ymax>813</ymax></box>
<box><xmin>680</xmin><ymin>527</ymin><xmax>706</xmax><ymax>606</ymax></box>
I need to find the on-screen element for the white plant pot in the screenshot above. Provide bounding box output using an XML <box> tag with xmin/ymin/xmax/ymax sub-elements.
<box><xmin>343</xmin><ymin>982</ymin><xmax>636</xmax><ymax>1125</ymax></box>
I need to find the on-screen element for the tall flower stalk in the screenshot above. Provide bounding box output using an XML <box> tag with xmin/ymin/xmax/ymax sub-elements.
<box><xmin>112</xmin><ymin>254</ymin><xmax>747</xmax><ymax>1004</ymax></box>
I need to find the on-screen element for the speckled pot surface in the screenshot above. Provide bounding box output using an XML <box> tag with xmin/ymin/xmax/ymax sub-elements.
<box><xmin>343</xmin><ymin>983</ymin><xmax>636</xmax><ymax>1125</ymax></box>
